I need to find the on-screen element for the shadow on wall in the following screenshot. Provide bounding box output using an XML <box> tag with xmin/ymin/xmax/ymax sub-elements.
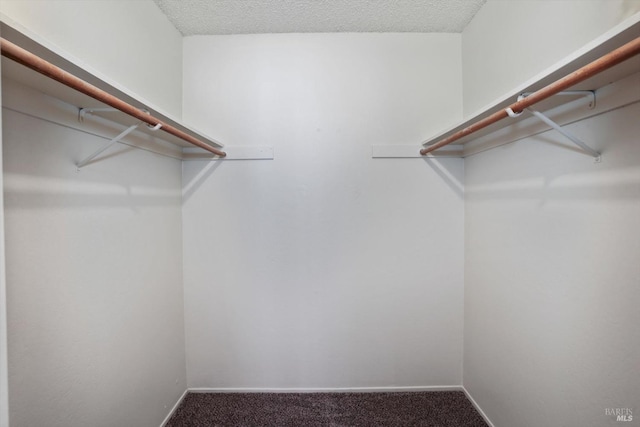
<box><xmin>464</xmin><ymin>143</ymin><xmax>640</xmax><ymax>204</ymax></box>
<box><xmin>422</xmin><ymin>158</ymin><xmax>464</xmax><ymax>200</ymax></box>
<box><xmin>621</xmin><ymin>0</ymin><xmax>640</xmax><ymax>19</ymax></box>
<box><xmin>465</xmin><ymin>101</ymin><xmax>640</xmax><ymax>203</ymax></box>
<box><xmin>3</xmin><ymin>145</ymin><xmax>182</xmax><ymax>210</ymax></box>
<box><xmin>465</xmin><ymin>174</ymin><xmax>640</xmax><ymax>204</ymax></box>
<box><xmin>3</xmin><ymin>188</ymin><xmax>182</xmax><ymax>210</ymax></box>
<box><xmin>468</xmin><ymin>129</ymin><xmax>599</xmax><ymax>161</ymax></box>
<box><xmin>182</xmin><ymin>160</ymin><xmax>224</xmax><ymax>203</ymax></box>
<box><xmin>2</xmin><ymin>108</ymin><xmax>183</xmax><ymax>210</ymax></box>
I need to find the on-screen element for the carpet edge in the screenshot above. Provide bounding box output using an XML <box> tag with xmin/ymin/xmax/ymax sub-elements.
<box><xmin>188</xmin><ymin>385</ymin><xmax>463</xmax><ymax>393</ymax></box>
<box><xmin>159</xmin><ymin>388</ymin><xmax>189</xmax><ymax>427</ymax></box>
<box><xmin>462</xmin><ymin>386</ymin><xmax>496</xmax><ymax>427</ymax></box>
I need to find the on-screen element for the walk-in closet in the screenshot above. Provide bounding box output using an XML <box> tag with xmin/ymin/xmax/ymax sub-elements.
<box><xmin>0</xmin><ymin>1</ymin><xmax>638</xmax><ymax>426</ymax></box>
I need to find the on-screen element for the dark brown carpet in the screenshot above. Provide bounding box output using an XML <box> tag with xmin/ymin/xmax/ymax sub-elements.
<box><xmin>166</xmin><ymin>391</ymin><xmax>488</xmax><ymax>426</ymax></box>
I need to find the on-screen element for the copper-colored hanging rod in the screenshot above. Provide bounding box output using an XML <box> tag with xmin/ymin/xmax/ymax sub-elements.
<box><xmin>421</xmin><ymin>36</ymin><xmax>640</xmax><ymax>156</ymax></box>
<box><xmin>0</xmin><ymin>37</ymin><xmax>226</xmax><ymax>158</ymax></box>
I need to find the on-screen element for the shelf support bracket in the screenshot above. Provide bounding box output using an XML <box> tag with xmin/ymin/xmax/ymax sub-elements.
<box><xmin>79</xmin><ymin>107</ymin><xmax>162</xmax><ymax>130</ymax></box>
<box><xmin>76</xmin><ymin>122</ymin><xmax>140</xmax><ymax>170</ymax></box>
<box><xmin>76</xmin><ymin>107</ymin><xmax>165</xmax><ymax>170</ymax></box>
<box><xmin>78</xmin><ymin>107</ymin><xmax>119</xmax><ymax>122</ymax></box>
<box><xmin>520</xmin><ymin>90</ymin><xmax>596</xmax><ymax>109</ymax></box>
<box><xmin>511</xmin><ymin>92</ymin><xmax>601</xmax><ymax>162</ymax></box>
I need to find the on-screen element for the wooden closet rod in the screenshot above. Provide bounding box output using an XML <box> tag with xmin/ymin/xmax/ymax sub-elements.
<box><xmin>420</xmin><ymin>36</ymin><xmax>640</xmax><ymax>156</ymax></box>
<box><xmin>0</xmin><ymin>37</ymin><xmax>226</xmax><ymax>158</ymax></box>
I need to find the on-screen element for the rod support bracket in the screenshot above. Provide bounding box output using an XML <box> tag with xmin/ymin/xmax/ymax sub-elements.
<box><xmin>586</xmin><ymin>90</ymin><xmax>596</xmax><ymax>109</ymax></box>
<box><xmin>518</xmin><ymin>90</ymin><xmax>596</xmax><ymax>109</ymax></box>
<box><xmin>505</xmin><ymin>107</ymin><xmax>523</xmax><ymax>118</ymax></box>
<box><xmin>76</xmin><ymin>122</ymin><xmax>141</xmax><ymax>170</ymax></box>
<box><xmin>528</xmin><ymin>107</ymin><xmax>601</xmax><ymax>160</ymax></box>
<box><xmin>516</xmin><ymin>92</ymin><xmax>601</xmax><ymax>161</ymax></box>
<box><xmin>78</xmin><ymin>107</ymin><xmax>119</xmax><ymax>123</ymax></box>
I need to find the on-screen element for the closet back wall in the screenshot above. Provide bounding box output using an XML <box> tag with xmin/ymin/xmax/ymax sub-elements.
<box><xmin>181</xmin><ymin>33</ymin><xmax>465</xmax><ymax>389</ymax></box>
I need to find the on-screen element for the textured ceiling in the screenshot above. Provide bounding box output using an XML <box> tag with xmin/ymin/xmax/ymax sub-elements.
<box><xmin>153</xmin><ymin>0</ymin><xmax>487</xmax><ymax>35</ymax></box>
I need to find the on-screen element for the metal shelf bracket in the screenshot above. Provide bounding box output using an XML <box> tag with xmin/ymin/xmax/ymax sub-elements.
<box><xmin>75</xmin><ymin>107</ymin><xmax>164</xmax><ymax>171</ymax></box>
<box><xmin>520</xmin><ymin>90</ymin><xmax>596</xmax><ymax>109</ymax></box>
<box><xmin>78</xmin><ymin>107</ymin><xmax>119</xmax><ymax>122</ymax></box>
<box><xmin>76</xmin><ymin>121</ymin><xmax>140</xmax><ymax>170</ymax></box>
<box><xmin>510</xmin><ymin>91</ymin><xmax>601</xmax><ymax>163</ymax></box>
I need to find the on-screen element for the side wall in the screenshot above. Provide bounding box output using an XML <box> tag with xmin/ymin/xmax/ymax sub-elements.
<box><xmin>462</xmin><ymin>0</ymin><xmax>640</xmax><ymax>116</ymax></box>
<box><xmin>464</xmin><ymin>100</ymin><xmax>640</xmax><ymax>427</ymax></box>
<box><xmin>0</xmin><ymin>58</ymin><xmax>8</xmax><ymax>427</ymax></box>
<box><xmin>0</xmin><ymin>0</ymin><xmax>184</xmax><ymax>119</ymax></box>
<box><xmin>181</xmin><ymin>33</ymin><xmax>465</xmax><ymax>389</ymax></box>
<box><xmin>463</xmin><ymin>2</ymin><xmax>640</xmax><ymax>426</ymax></box>
<box><xmin>2</xmin><ymin>81</ymin><xmax>187</xmax><ymax>426</ymax></box>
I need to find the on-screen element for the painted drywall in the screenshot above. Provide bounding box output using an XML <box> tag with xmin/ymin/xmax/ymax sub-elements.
<box><xmin>0</xmin><ymin>0</ymin><xmax>184</xmax><ymax>119</ymax></box>
<box><xmin>462</xmin><ymin>0</ymin><xmax>640</xmax><ymax>116</ymax></box>
<box><xmin>464</xmin><ymin>101</ymin><xmax>640</xmax><ymax>427</ymax></box>
<box><xmin>462</xmin><ymin>3</ymin><xmax>640</xmax><ymax>426</ymax></box>
<box><xmin>2</xmin><ymin>81</ymin><xmax>187</xmax><ymax>427</ymax></box>
<box><xmin>181</xmin><ymin>33</ymin><xmax>465</xmax><ymax>389</ymax></box>
<box><xmin>0</xmin><ymin>61</ymin><xmax>8</xmax><ymax>427</ymax></box>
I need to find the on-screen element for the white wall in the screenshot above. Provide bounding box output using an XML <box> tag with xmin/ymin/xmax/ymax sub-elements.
<box><xmin>0</xmin><ymin>60</ymin><xmax>8</xmax><ymax>427</ymax></box>
<box><xmin>464</xmin><ymin>101</ymin><xmax>640</xmax><ymax>427</ymax></box>
<box><xmin>462</xmin><ymin>2</ymin><xmax>640</xmax><ymax>426</ymax></box>
<box><xmin>181</xmin><ymin>33</ymin><xmax>465</xmax><ymax>389</ymax></box>
<box><xmin>462</xmin><ymin>0</ymin><xmax>640</xmax><ymax>116</ymax></box>
<box><xmin>0</xmin><ymin>0</ymin><xmax>184</xmax><ymax>119</ymax></box>
<box><xmin>2</xmin><ymin>82</ymin><xmax>187</xmax><ymax>427</ymax></box>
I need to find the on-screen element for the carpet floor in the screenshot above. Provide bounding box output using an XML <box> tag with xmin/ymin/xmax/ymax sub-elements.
<box><xmin>165</xmin><ymin>391</ymin><xmax>488</xmax><ymax>426</ymax></box>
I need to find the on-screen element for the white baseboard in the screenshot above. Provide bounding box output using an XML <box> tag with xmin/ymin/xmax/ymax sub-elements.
<box><xmin>462</xmin><ymin>386</ymin><xmax>495</xmax><ymax>427</ymax></box>
<box><xmin>160</xmin><ymin>388</ymin><xmax>189</xmax><ymax>427</ymax></box>
<box><xmin>188</xmin><ymin>385</ymin><xmax>463</xmax><ymax>393</ymax></box>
